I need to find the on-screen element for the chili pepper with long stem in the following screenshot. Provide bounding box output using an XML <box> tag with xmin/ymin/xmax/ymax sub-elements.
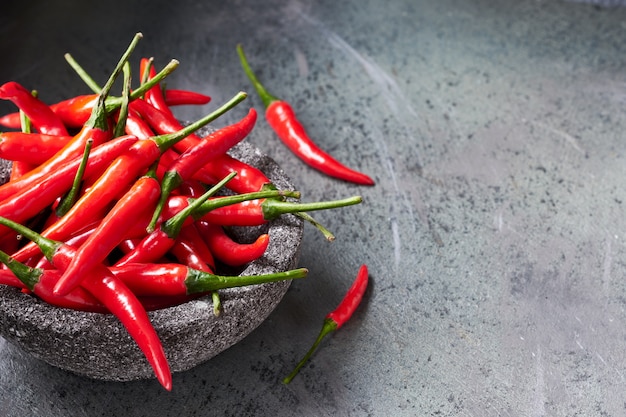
<box><xmin>12</xmin><ymin>92</ymin><xmax>247</xmax><ymax>264</ymax></box>
<box><xmin>283</xmin><ymin>264</ymin><xmax>369</xmax><ymax>384</ymax></box>
<box><xmin>200</xmin><ymin>192</ymin><xmax>362</xmax><ymax>228</ymax></box>
<box><xmin>112</xmin><ymin>60</ymin><xmax>133</xmax><ymax>138</ymax></box>
<box><xmin>0</xmin><ymin>33</ymin><xmax>142</xmax><ymax>203</ymax></box>
<box><xmin>0</xmin><ymin>216</ymin><xmax>172</xmax><ymax>391</ymax></box>
<box><xmin>55</xmin><ymin>164</ymin><xmax>162</xmax><ymax>292</ymax></box>
<box><xmin>0</xmin><ymin>82</ymin><xmax>68</xmax><ymax>136</ymax></box>
<box><xmin>237</xmin><ymin>44</ymin><xmax>375</xmax><ymax>186</ymax></box>
<box><xmin>147</xmin><ymin>107</ymin><xmax>257</xmax><ymax>232</ymax></box>
<box><xmin>109</xmin><ymin>262</ymin><xmax>308</xmax><ymax>297</ymax></box>
<box><xmin>0</xmin><ymin>135</ymin><xmax>137</xmax><ymax>240</ymax></box>
<box><xmin>0</xmin><ymin>249</ymin><xmax>106</xmax><ymax>313</ymax></box>
<box><xmin>196</xmin><ymin>220</ymin><xmax>270</xmax><ymax>267</ymax></box>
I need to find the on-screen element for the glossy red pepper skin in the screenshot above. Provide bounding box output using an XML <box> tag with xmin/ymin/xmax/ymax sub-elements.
<box><xmin>164</xmin><ymin>89</ymin><xmax>211</xmax><ymax>106</ymax></box>
<box><xmin>172</xmin><ymin>224</ymin><xmax>216</xmax><ymax>271</ymax></box>
<box><xmin>0</xmin><ymin>136</ymin><xmax>137</xmax><ymax>240</ymax></box>
<box><xmin>54</xmin><ymin>174</ymin><xmax>162</xmax><ymax>295</ymax></box>
<box><xmin>283</xmin><ymin>265</ymin><xmax>369</xmax><ymax>384</ymax></box>
<box><xmin>265</xmin><ymin>101</ymin><xmax>375</xmax><ymax>185</ymax></box>
<box><xmin>0</xmin><ymin>132</ymin><xmax>72</xmax><ymax>164</ymax></box>
<box><xmin>237</xmin><ymin>45</ymin><xmax>374</xmax><ymax>186</ymax></box>
<box><xmin>196</xmin><ymin>220</ymin><xmax>269</xmax><ymax>267</ymax></box>
<box><xmin>0</xmin><ymin>268</ymin><xmax>107</xmax><ymax>313</ymax></box>
<box><xmin>0</xmin><ymin>81</ymin><xmax>69</xmax><ymax>136</ymax></box>
<box><xmin>140</xmin><ymin>58</ymin><xmax>175</xmax><ymax>118</ymax></box>
<box><xmin>0</xmin><ymin>117</ymin><xmax>112</xmax><ymax>203</ymax></box>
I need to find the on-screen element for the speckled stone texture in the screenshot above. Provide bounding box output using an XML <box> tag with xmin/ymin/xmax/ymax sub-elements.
<box><xmin>0</xmin><ymin>141</ymin><xmax>303</xmax><ymax>381</ymax></box>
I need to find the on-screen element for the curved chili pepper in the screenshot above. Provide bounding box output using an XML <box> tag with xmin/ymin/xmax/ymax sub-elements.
<box><xmin>194</xmin><ymin>153</ymin><xmax>272</xmax><ymax>194</ymax></box>
<box><xmin>164</xmin><ymin>89</ymin><xmax>211</xmax><ymax>106</ymax></box>
<box><xmin>237</xmin><ymin>45</ymin><xmax>375</xmax><ymax>186</ymax></box>
<box><xmin>283</xmin><ymin>264</ymin><xmax>369</xmax><ymax>384</ymax></box>
<box><xmin>148</xmin><ymin>107</ymin><xmax>257</xmax><ymax>231</ymax></box>
<box><xmin>0</xmin><ymin>132</ymin><xmax>72</xmax><ymax>164</ymax></box>
<box><xmin>0</xmin><ymin>135</ymin><xmax>137</xmax><ymax>241</ymax></box>
<box><xmin>14</xmin><ymin>92</ymin><xmax>246</xmax><ymax>265</ymax></box>
<box><xmin>109</xmin><ymin>262</ymin><xmax>307</xmax><ymax>296</ymax></box>
<box><xmin>196</xmin><ymin>220</ymin><xmax>269</xmax><ymax>267</ymax></box>
<box><xmin>0</xmin><ymin>216</ymin><xmax>172</xmax><ymax>391</ymax></box>
<box><xmin>140</xmin><ymin>58</ymin><xmax>175</xmax><ymax>118</ymax></box>
<box><xmin>0</xmin><ymin>82</ymin><xmax>69</xmax><ymax>136</ymax></box>
<box><xmin>55</xmin><ymin>169</ymin><xmax>162</xmax><ymax>295</ymax></box>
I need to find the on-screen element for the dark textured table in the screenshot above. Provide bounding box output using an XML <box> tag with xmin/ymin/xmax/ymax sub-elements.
<box><xmin>2</xmin><ymin>0</ymin><xmax>626</xmax><ymax>415</ymax></box>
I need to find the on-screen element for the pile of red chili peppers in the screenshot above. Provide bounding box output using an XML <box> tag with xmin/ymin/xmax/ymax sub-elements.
<box><xmin>0</xmin><ymin>33</ymin><xmax>371</xmax><ymax>389</ymax></box>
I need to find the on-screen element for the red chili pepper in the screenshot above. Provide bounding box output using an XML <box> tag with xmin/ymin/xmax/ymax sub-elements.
<box><xmin>0</xmin><ymin>82</ymin><xmax>69</xmax><ymax>136</ymax></box>
<box><xmin>0</xmin><ymin>132</ymin><xmax>73</xmax><ymax>165</ymax></box>
<box><xmin>54</xmin><ymin>170</ymin><xmax>162</xmax><ymax>295</ymax></box>
<box><xmin>194</xmin><ymin>153</ymin><xmax>272</xmax><ymax>194</ymax></box>
<box><xmin>109</xmin><ymin>262</ymin><xmax>307</xmax><ymax>296</ymax></box>
<box><xmin>200</xmin><ymin>192</ymin><xmax>361</xmax><ymax>227</ymax></box>
<box><xmin>148</xmin><ymin>107</ymin><xmax>257</xmax><ymax>231</ymax></box>
<box><xmin>237</xmin><ymin>45</ymin><xmax>375</xmax><ymax>186</ymax></box>
<box><xmin>140</xmin><ymin>58</ymin><xmax>175</xmax><ymax>118</ymax></box>
<box><xmin>0</xmin><ymin>216</ymin><xmax>172</xmax><ymax>391</ymax></box>
<box><xmin>283</xmin><ymin>264</ymin><xmax>369</xmax><ymax>384</ymax></box>
<box><xmin>196</xmin><ymin>220</ymin><xmax>269</xmax><ymax>267</ymax></box>
<box><xmin>172</xmin><ymin>224</ymin><xmax>216</xmax><ymax>271</ymax></box>
<box><xmin>0</xmin><ymin>135</ymin><xmax>137</xmax><ymax>241</ymax></box>
<box><xmin>164</xmin><ymin>89</ymin><xmax>211</xmax><ymax>106</ymax></box>
<box><xmin>0</xmin><ymin>251</ymin><xmax>107</xmax><ymax>313</ymax></box>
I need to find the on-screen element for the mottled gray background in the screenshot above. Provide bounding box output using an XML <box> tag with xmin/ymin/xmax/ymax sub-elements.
<box><xmin>2</xmin><ymin>0</ymin><xmax>626</xmax><ymax>416</ymax></box>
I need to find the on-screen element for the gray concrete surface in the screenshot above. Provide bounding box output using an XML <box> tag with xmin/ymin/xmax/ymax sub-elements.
<box><xmin>2</xmin><ymin>0</ymin><xmax>626</xmax><ymax>415</ymax></box>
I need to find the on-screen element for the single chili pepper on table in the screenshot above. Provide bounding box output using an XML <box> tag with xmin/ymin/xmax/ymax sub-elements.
<box><xmin>283</xmin><ymin>264</ymin><xmax>369</xmax><ymax>384</ymax></box>
<box><xmin>147</xmin><ymin>107</ymin><xmax>258</xmax><ymax>232</ymax></box>
<box><xmin>236</xmin><ymin>44</ymin><xmax>375</xmax><ymax>186</ymax></box>
<box><xmin>0</xmin><ymin>216</ymin><xmax>172</xmax><ymax>391</ymax></box>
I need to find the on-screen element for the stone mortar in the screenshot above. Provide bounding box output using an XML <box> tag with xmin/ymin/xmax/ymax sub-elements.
<box><xmin>0</xmin><ymin>140</ymin><xmax>304</xmax><ymax>381</ymax></box>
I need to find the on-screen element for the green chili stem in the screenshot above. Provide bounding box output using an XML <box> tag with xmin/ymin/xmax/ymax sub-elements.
<box><xmin>0</xmin><ymin>217</ymin><xmax>60</xmax><ymax>262</ymax></box>
<box><xmin>212</xmin><ymin>292</ymin><xmax>222</xmax><ymax>317</ymax></box>
<box><xmin>282</xmin><ymin>318</ymin><xmax>337</xmax><ymax>384</ymax></box>
<box><xmin>152</xmin><ymin>91</ymin><xmax>247</xmax><ymax>152</ymax></box>
<box><xmin>56</xmin><ymin>139</ymin><xmax>93</xmax><ymax>217</ymax></box>
<box><xmin>113</xmin><ymin>61</ymin><xmax>132</xmax><ymax>138</ymax></box>
<box><xmin>159</xmin><ymin>172</ymin><xmax>237</xmax><ymax>236</ymax></box>
<box><xmin>0</xmin><ymin>248</ymin><xmax>41</xmax><ymax>291</ymax></box>
<box><xmin>236</xmin><ymin>44</ymin><xmax>279</xmax><ymax>108</ymax></box>
<box><xmin>184</xmin><ymin>267</ymin><xmax>308</xmax><ymax>295</ymax></box>
<box><xmin>295</xmin><ymin>212</ymin><xmax>335</xmax><ymax>241</ymax></box>
<box><xmin>64</xmin><ymin>53</ymin><xmax>102</xmax><ymax>94</ymax></box>
<box><xmin>262</xmin><ymin>196</ymin><xmax>362</xmax><ymax>220</ymax></box>
<box><xmin>84</xmin><ymin>32</ymin><xmax>143</xmax><ymax>130</ymax></box>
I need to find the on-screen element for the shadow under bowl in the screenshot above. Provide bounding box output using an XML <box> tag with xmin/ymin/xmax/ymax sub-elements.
<box><xmin>0</xmin><ymin>141</ymin><xmax>303</xmax><ymax>381</ymax></box>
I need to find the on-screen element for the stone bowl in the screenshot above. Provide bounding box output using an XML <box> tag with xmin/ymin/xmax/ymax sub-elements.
<box><xmin>0</xmin><ymin>140</ymin><xmax>304</xmax><ymax>382</ymax></box>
